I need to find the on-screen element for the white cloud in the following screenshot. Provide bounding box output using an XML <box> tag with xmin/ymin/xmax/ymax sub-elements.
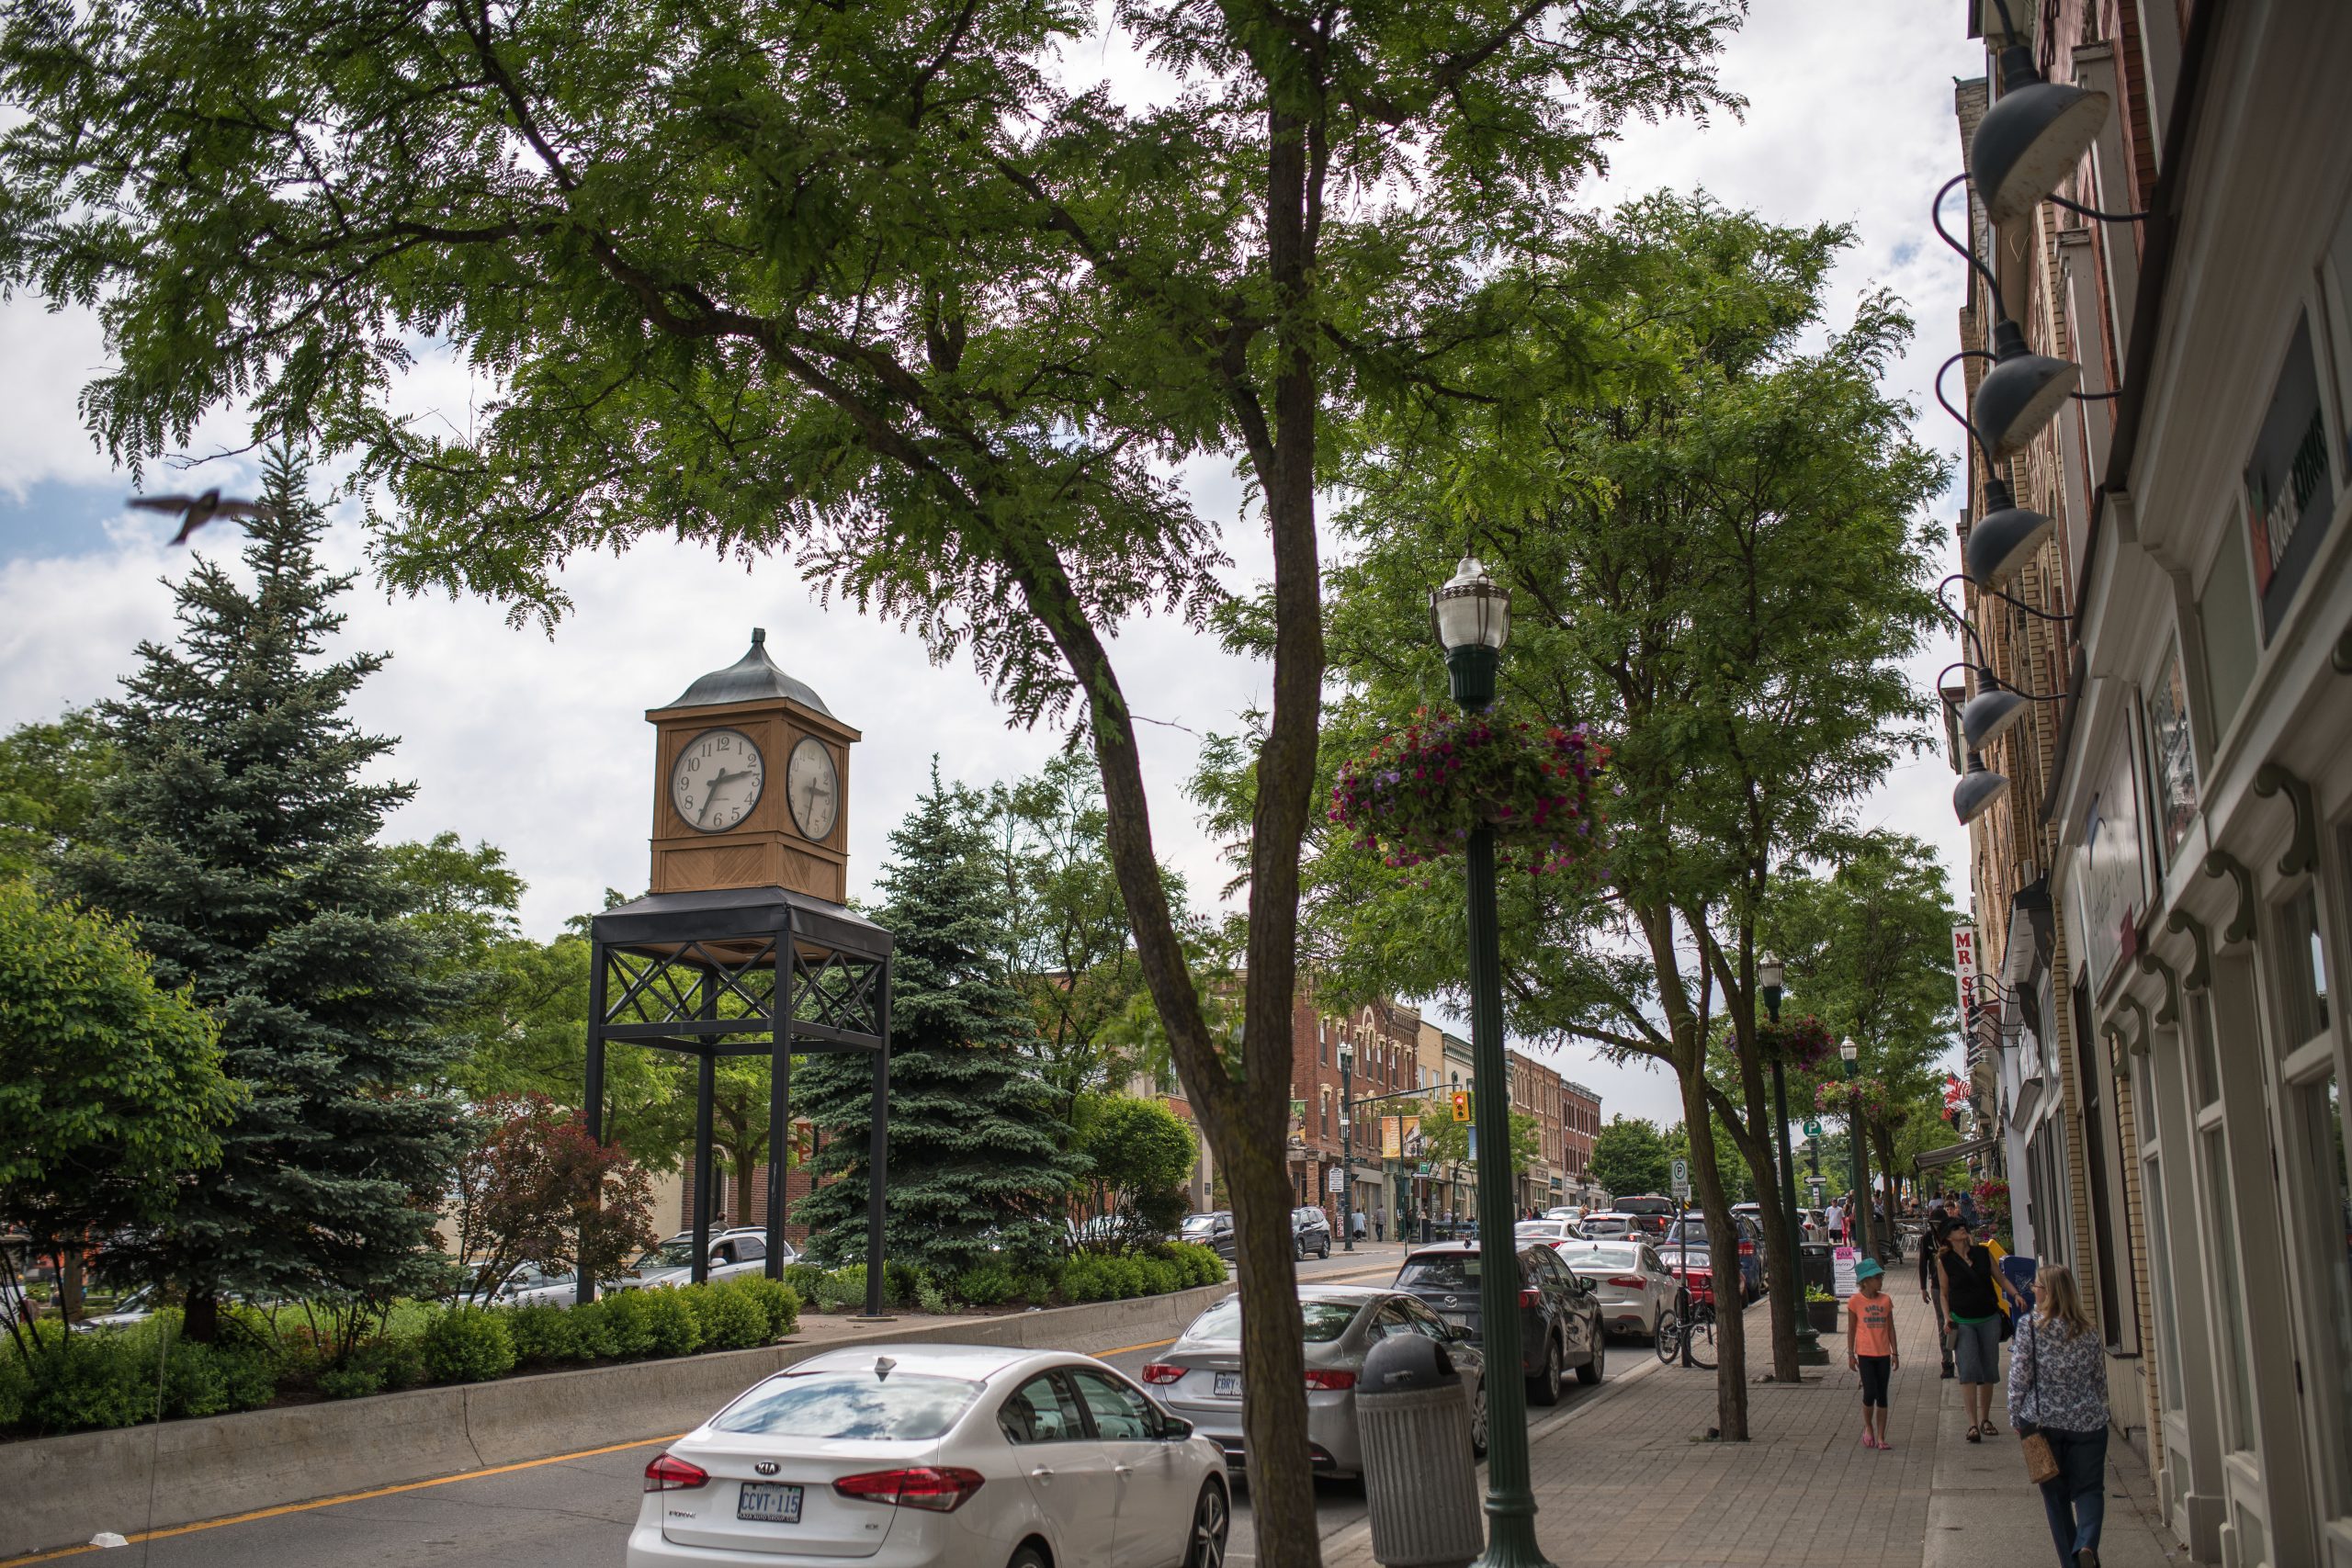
<box><xmin>0</xmin><ymin>0</ymin><xmax>1984</xmax><ymax>1130</ymax></box>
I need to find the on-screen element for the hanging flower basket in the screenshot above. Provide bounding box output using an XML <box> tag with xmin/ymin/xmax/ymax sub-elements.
<box><xmin>1755</xmin><ymin>1014</ymin><xmax>1836</xmax><ymax>1072</ymax></box>
<box><xmin>1815</xmin><ymin>1074</ymin><xmax>1896</xmax><ymax>1123</ymax></box>
<box><xmin>1329</xmin><ymin>709</ymin><xmax>1607</xmax><ymax>876</ymax></box>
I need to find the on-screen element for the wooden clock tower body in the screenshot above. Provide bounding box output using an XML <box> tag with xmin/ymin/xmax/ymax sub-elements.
<box><xmin>646</xmin><ymin>629</ymin><xmax>858</xmax><ymax>901</ymax></box>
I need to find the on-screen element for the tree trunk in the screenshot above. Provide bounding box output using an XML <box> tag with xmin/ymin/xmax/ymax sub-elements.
<box><xmin>58</xmin><ymin>1249</ymin><xmax>84</xmax><ymax>1325</ymax></box>
<box><xmin>1679</xmin><ymin>1066</ymin><xmax>1748</xmax><ymax>1438</ymax></box>
<box><xmin>185</xmin><ymin>1289</ymin><xmax>219</xmax><ymax>1344</ymax></box>
<box><xmin>1751</xmin><ymin>1166</ymin><xmax>1800</xmax><ymax>1381</ymax></box>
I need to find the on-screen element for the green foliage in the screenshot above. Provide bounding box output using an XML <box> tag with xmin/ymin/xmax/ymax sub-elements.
<box><xmin>57</xmin><ymin>451</ymin><xmax>468</xmax><ymax>1323</ymax></box>
<box><xmin>683</xmin><ymin>1285</ymin><xmax>766</xmax><ymax>1352</ymax></box>
<box><xmin>0</xmin><ymin>708</ymin><xmax>115</xmax><ymax>880</ymax></box>
<box><xmin>1418</xmin><ymin>1104</ymin><xmax>1541</xmax><ymax>1177</ymax></box>
<box><xmin>574</xmin><ymin>1291</ymin><xmax>656</xmax><ymax>1360</ymax></box>
<box><xmin>780</xmin><ymin>1264</ymin><xmax>827</xmax><ymax>1306</ymax></box>
<box><xmin>953</xmin><ymin>1262</ymin><xmax>1023</xmax><ymax>1307</ymax></box>
<box><xmin>0</xmin><ymin>879</ymin><xmax>238</xmax><ymax>1277</ymax></box>
<box><xmin>1589</xmin><ymin>1116</ymin><xmax>1671</xmax><ymax>1198</ymax></box>
<box><xmin>420</xmin><ymin>1309</ymin><xmax>515</xmax><ymax>1384</ymax></box>
<box><xmin>504</xmin><ymin>1305</ymin><xmax>591</xmax><ymax>1366</ymax></box>
<box><xmin>797</xmin><ymin>769</ymin><xmax>1084</xmax><ymax>1274</ymax></box>
<box><xmin>1074</xmin><ymin>1094</ymin><xmax>1198</xmax><ymax>1241</ymax></box>
<box><xmin>638</xmin><ymin>1291</ymin><xmax>701</xmax><ymax>1359</ymax></box>
<box><xmin>805</xmin><ymin>1268</ymin><xmax>868</xmax><ymax>1315</ymax></box>
<box><xmin>22</xmin><ymin>1331</ymin><xmax>154</xmax><ymax>1431</ymax></box>
<box><xmin>1163</xmin><ymin>1243</ymin><xmax>1227</xmax><ymax>1288</ymax></box>
<box><xmin>719</xmin><ymin>1277</ymin><xmax>799</xmax><ymax>1341</ymax></box>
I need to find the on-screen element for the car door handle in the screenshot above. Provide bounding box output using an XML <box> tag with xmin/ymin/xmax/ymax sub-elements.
<box><xmin>1114</xmin><ymin>1463</ymin><xmax>1135</xmax><ymax>1478</ymax></box>
<box><xmin>1029</xmin><ymin>1467</ymin><xmax>1054</xmax><ymax>1483</ymax></box>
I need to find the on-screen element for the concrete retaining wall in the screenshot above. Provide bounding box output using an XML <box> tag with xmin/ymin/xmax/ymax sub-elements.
<box><xmin>4</xmin><ymin>1280</ymin><xmax>1233</xmax><ymax>1559</ymax></box>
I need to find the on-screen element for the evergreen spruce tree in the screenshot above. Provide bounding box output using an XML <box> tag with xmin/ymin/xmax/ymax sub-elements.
<box><xmin>796</xmin><ymin>766</ymin><xmax>1081</xmax><ymax>1276</ymax></box>
<box><xmin>66</xmin><ymin>449</ymin><xmax>465</xmax><ymax>1337</ymax></box>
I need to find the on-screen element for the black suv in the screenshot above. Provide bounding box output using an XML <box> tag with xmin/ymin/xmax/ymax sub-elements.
<box><xmin>1393</xmin><ymin>1242</ymin><xmax>1604</xmax><ymax>1404</ymax></box>
<box><xmin>1291</xmin><ymin>1205</ymin><xmax>1333</xmax><ymax>1260</ymax></box>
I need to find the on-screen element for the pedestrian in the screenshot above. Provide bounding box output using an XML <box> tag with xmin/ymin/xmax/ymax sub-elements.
<box><xmin>1936</xmin><ymin>1219</ymin><xmax>2017</xmax><ymax>1441</ymax></box>
<box><xmin>2009</xmin><ymin>1264</ymin><xmax>2109</xmax><ymax>1568</ymax></box>
<box><xmin>1351</xmin><ymin>1208</ymin><xmax>1367</xmax><ymax>1242</ymax></box>
<box><xmin>1824</xmin><ymin>1197</ymin><xmax>1845</xmax><ymax>1248</ymax></box>
<box><xmin>1919</xmin><ymin>1196</ymin><xmax>1963</xmax><ymax>1378</ymax></box>
<box><xmin>1373</xmin><ymin>1208</ymin><xmax>1385</xmax><ymax>1244</ymax></box>
<box><xmin>1847</xmin><ymin>1257</ymin><xmax>1899</xmax><ymax>1450</ymax></box>
<box><xmin>1960</xmin><ymin>1187</ymin><xmax>1980</xmax><ymax>1229</ymax></box>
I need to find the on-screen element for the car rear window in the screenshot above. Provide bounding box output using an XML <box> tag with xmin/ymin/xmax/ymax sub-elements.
<box><xmin>1562</xmin><ymin>1245</ymin><xmax>1639</xmax><ymax>1269</ymax></box>
<box><xmin>1581</xmin><ymin>1217</ymin><xmax>1632</xmax><ymax>1237</ymax></box>
<box><xmin>713</xmin><ymin>1371</ymin><xmax>983</xmax><ymax>1440</ymax></box>
<box><xmin>1396</xmin><ymin>1255</ymin><xmax>1482</xmax><ymax>1289</ymax></box>
<box><xmin>1185</xmin><ymin>1297</ymin><xmax>1363</xmax><ymax>1343</ymax></box>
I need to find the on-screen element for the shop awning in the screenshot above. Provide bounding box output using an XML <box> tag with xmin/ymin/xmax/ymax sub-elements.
<box><xmin>1914</xmin><ymin>1134</ymin><xmax>1999</xmax><ymax>1171</ymax></box>
<box><xmin>2008</xmin><ymin>1073</ymin><xmax>2045</xmax><ymax>1132</ymax></box>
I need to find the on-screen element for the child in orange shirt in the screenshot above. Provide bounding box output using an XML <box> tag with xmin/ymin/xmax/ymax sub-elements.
<box><xmin>1848</xmin><ymin>1257</ymin><xmax>1900</xmax><ymax>1450</ymax></box>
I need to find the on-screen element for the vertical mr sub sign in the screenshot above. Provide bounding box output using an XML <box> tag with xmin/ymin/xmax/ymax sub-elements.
<box><xmin>1951</xmin><ymin>923</ymin><xmax>1979</xmax><ymax>1043</ymax></box>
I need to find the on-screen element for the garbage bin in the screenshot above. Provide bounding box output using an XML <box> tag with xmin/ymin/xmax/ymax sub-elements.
<box><xmin>1799</xmin><ymin>1241</ymin><xmax>1835</xmax><ymax>1297</ymax></box>
<box><xmin>1354</xmin><ymin>1332</ymin><xmax>1484</xmax><ymax>1568</ymax></box>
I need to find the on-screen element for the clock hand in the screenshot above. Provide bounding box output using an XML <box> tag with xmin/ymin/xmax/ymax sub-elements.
<box><xmin>697</xmin><ymin>767</ymin><xmax>744</xmax><ymax>826</ymax></box>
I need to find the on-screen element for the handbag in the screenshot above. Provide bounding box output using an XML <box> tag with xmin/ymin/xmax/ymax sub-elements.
<box><xmin>2018</xmin><ymin>1315</ymin><xmax>2061</xmax><ymax>1485</ymax></box>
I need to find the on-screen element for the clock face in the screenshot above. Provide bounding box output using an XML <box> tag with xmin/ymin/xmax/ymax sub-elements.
<box><xmin>786</xmin><ymin>736</ymin><xmax>840</xmax><ymax>841</ymax></box>
<box><xmin>670</xmin><ymin>728</ymin><xmax>765</xmax><ymax>833</ymax></box>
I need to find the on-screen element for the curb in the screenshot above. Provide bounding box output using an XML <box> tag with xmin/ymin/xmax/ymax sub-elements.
<box><xmin>2</xmin><ymin>1280</ymin><xmax>1234</xmax><ymax>1560</ymax></box>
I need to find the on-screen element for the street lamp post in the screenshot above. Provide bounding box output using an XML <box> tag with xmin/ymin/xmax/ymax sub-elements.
<box><xmin>1760</xmin><ymin>954</ymin><xmax>1826</xmax><ymax>1368</ymax></box>
<box><xmin>1433</xmin><ymin>557</ymin><xmax>1553</xmax><ymax>1568</ymax></box>
<box><xmin>1340</xmin><ymin>1043</ymin><xmax>1355</xmax><ymax>1253</ymax></box>
<box><xmin>1838</xmin><ymin>1036</ymin><xmax>1873</xmax><ymax>1263</ymax></box>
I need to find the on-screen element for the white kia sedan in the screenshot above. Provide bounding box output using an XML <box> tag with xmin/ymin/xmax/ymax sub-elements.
<box><xmin>627</xmin><ymin>1345</ymin><xmax>1231</xmax><ymax>1568</ymax></box>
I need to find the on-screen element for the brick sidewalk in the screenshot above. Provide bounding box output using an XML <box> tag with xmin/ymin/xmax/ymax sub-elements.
<box><xmin>1326</xmin><ymin>1281</ymin><xmax>2181</xmax><ymax>1568</ymax></box>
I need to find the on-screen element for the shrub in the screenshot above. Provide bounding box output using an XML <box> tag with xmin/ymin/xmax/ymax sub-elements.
<box><xmin>1166</xmin><ymin>1242</ymin><xmax>1227</xmax><ymax>1288</ymax></box>
<box><xmin>421</xmin><ymin>1308</ymin><xmax>515</xmax><ymax>1384</ymax></box>
<box><xmin>809</xmin><ymin>1267</ymin><xmax>866</xmax><ymax>1314</ymax></box>
<box><xmin>505</xmin><ymin>1304</ymin><xmax>589</xmax><ymax>1365</ymax></box>
<box><xmin>1136</xmin><ymin>1258</ymin><xmax>1181</xmax><ymax>1298</ymax></box>
<box><xmin>954</xmin><ymin>1262</ymin><xmax>1020</xmax><ymax>1307</ymax></box>
<box><xmin>25</xmin><ymin>1332</ymin><xmax>151</xmax><ymax>1431</ymax></box>
<box><xmin>683</xmin><ymin>1284</ymin><xmax>766</xmax><ymax>1352</ymax></box>
<box><xmin>211</xmin><ymin>1341</ymin><xmax>281</xmax><ymax>1411</ymax></box>
<box><xmin>722</xmin><ymin>1277</ymin><xmax>799</xmax><ymax>1340</ymax></box>
<box><xmin>317</xmin><ymin>1360</ymin><xmax>382</xmax><ymax>1401</ymax></box>
<box><xmin>781</xmin><ymin>1262</ymin><xmax>827</xmax><ymax>1305</ymax></box>
<box><xmin>0</xmin><ymin>1347</ymin><xmax>30</xmax><ymax>1428</ymax></box>
<box><xmin>639</xmin><ymin>1289</ymin><xmax>701</xmax><ymax>1358</ymax></box>
<box><xmin>1057</xmin><ymin>1254</ymin><xmax>1135</xmax><ymax>1304</ymax></box>
<box><xmin>163</xmin><ymin>1338</ymin><xmax>233</xmax><ymax>1418</ymax></box>
<box><xmin>579</xmin><ymin>1290</ymin><xmax>657</xmax><ymax>1359</ymax></box>
<box><xmin>912</xmin><ymin>1273</ymin><xmax>949</xmax><ymax>1316</ymax></box>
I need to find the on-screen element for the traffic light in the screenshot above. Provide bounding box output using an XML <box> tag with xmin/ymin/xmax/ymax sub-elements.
<box><xmin>1450</xmin><ymin>1089</ymin><xmax>1472</xmax><ymax>1123</ymax></box>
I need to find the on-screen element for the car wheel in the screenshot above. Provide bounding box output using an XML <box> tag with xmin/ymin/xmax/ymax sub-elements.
<box><xmin>1469</xmin><ymin>1379</ymin><xmax>1489</xmax><ymax>1458</ymax></box>
<box><xmin>1182</xmin><ymin>1478</ymin><xmax>1230</xmax><ymax>1568</ymax></box>
<box><xmin>1527</xmin><ymin>1332</ymin><xmax>1562</xmax><ymax>1406</ymax></box>
<box><xmin>1321</xmin><ymin>1239</ymin><xmax>1331</xmax><ymax>1259</ymax></box>
<box><xmin>1578</xmin><ymin>1330</ymin><xmax>1605</xmax><ymax>1385</ymax></box>
<box><xmin>1294</xmin><ymin>1235</ymin><xmax>1305</xmax><ymax>1261</ymax></box>
<box><xmin>1008</xmin><ymin>1545</ymin><xmax>1050</xmax><ymax>1568</ymax></box>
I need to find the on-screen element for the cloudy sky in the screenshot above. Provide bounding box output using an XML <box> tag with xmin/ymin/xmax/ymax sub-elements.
<box><xmin>0</xmin><ymin>0</ymin><xmax>1984</xmax><ymax>1128</ymax></box>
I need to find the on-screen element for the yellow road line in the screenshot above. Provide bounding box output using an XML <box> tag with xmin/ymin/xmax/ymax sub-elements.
<box><xmin>0</xmin><ymin>1432</ymin><xmax>687</xmax><ymax>1568</ymax></box>
<box><xmin>1099</xmin><ymin>1335</ymin><xmax>1182</xmax><ymax>1358</ymax></box>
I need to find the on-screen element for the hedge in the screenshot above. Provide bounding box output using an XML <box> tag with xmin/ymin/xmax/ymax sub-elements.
<box><xmin>0</xmin><ymin>1275</ymin><xmax>800</xmax><ymax>1439</ymax></box>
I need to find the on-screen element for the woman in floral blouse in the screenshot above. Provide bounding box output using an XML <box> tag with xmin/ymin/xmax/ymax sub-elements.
<box><xmin>2007</xmin><ymin>1265</ymin><xmax>2110</xmax><ymax>1568</ymax></box>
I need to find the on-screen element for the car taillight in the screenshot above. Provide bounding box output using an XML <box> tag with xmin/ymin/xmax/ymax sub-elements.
<box><xmin>1607</xmin><ymin>1276</ymin><xmax>1647</xmax><ymax>1289</ymax></box>
<box><xmin>643</xmin><ymin>1452</ymin><xmax>708</xmax><ymax>1493</ymax></box>
<box><xmin>834</xmin><ymin>1467</ymin><xmax>986</xmax><ymax>1513</ymax></box>
<box><xmin>1140</xmin><ymin>1362</ymin><xmax>1184</xmax><ymax>1385</ymax></box>
<box><xmin>1303</xmin><ymin>1368</ymin><xmax>1358</xmax><ymax>1391</ymax></box>
<box><xmin>1519</xmin><ymin>1287</ymin><xmax>1543</xmax><ymax>1309</ymax></box>
<box><xmin>1739</xmin><ymin>1241</ymin><xmax>1755</xmax><ymax>1256</ymax></box>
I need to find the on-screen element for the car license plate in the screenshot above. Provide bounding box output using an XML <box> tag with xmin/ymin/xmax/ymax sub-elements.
<box><xmin>1442</xmin><ymin>1311</ymin><xmax>1474</xmax><ymax>1327</ymax></box>
<box><xmin>737</xmin><ymin>1483</ymin><xmax>803</xmax><ymax>1523</ymax></box>
<box><xmin>1213</xmin><ymin>1371</ymin><xmax>1242</xmax><ymax>1397</ymax></box>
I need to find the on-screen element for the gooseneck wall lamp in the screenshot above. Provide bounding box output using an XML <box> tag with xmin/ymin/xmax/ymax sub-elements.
<box><xmin>1969</xmin><ymin>29</ymin><xmax>2112</xmax><ymax>225</ymax></box>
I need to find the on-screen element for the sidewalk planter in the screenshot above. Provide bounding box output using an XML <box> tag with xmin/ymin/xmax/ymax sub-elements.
<box><xmin>1806</xmin><ymin>1299</ymin><xmax>1842</xmax><ymax>1336</ymax></box>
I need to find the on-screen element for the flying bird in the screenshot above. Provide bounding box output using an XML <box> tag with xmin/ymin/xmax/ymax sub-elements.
<box><xmin>128</xmin><ymin>489</ymin><xmax>278</xmax><ymax>545</ymax></box>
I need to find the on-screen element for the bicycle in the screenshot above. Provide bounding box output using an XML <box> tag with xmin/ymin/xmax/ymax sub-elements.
<box><xmin>1655</xmin><ymin>1281</ymin><xmax>1718</xmax><ymax>1371</ymax></box>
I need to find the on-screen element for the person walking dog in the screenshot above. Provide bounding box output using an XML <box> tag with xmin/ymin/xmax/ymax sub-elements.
<box><xmin>1847</xmin><ymin>1257</ymin><xmax>1899</xmax><ymax>1450</ymax></box>
<box><xmin>2008</xmin><ymin>1265</ymin><xmax>2109</xmax><ymax>1568</ymax></box>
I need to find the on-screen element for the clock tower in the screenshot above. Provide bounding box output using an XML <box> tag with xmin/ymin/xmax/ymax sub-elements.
<box><xmin>648</xmin><ymin>628</ymin><xmax>857</xmax><ymax>899</ymax></box>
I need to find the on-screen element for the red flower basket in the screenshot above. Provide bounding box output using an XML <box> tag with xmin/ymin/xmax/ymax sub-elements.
<box><xmin>1330</xmin><ymin>710</ymin><xmax>1607</xmax><ymax>877</ymax></box>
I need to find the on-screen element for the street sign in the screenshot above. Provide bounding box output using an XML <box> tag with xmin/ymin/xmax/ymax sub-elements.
<box><xmin>1803</xmin><ymin>1119</ymin><xmax>1823</xmax><ymax>1140</ymax></box>
<box><xmin>1329</xmin><ymin>1168</ymin><xmax>1346</xmax><ymax>1194</ymax></box>
<box><xmin>1669</xmin><ymin>1158</ymin><xmax>1688</xmax><ymax>1183</ymax></box>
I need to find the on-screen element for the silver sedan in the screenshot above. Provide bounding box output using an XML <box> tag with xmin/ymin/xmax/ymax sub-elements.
<box><xmin>1141</xmin><ymin>1285</ymin><xmax>1487</xmax><ymax>1480</ymax></box>
<box><xmin>1551</xmin><ymin>1239</ymin><xmax>1678</xmax><ymax>1340</ymax></box>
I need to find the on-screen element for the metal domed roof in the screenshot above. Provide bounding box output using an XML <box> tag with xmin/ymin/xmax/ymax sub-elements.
<box><xmin>664</xmin><ymin>628</ymin><xmax>832</xmax><ymax>716</ymax></box>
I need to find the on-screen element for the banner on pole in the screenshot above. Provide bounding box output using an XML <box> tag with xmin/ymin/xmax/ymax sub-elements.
<box><xmin>1381</xmin><ymin>1116</ymin><xmax>1403</xmax><ymax>1159</ymax></box>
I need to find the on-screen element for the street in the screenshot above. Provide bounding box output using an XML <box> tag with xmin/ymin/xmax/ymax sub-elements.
<box><xmin>14</xmin><ymin>1243</ymin><xmax>1631</xmax><ymax>1568</ymax></box>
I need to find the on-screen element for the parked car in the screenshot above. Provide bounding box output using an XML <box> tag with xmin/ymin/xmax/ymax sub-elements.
<box><xmin>1513</xmin><ymin>1219</ymin><xmax>1584</xmax><ymax>1245</ymax></box>
<box><xmin>1291</xmin><ymin>1206</ymin><xmax>1333</xmax><ymax>1260</ymax></box>
<box><xmin>1391</xmin><ymin>1241</ymin><xmax>1604</xmax><ymax>1404</ymax></box>
<box><xmin>1542</xmin><ymin>1205</ymin><xmax>1586</xmax><ymax>1225</ymax></box>
<box><xmin>1550</xmin><ymin>1240</ymin><xmax>1679</xmax><ymax>1340</ymax></box>
<box><xmin>1577</xmin><ymin>1209</ymin><xmax>1671</xmax><ymax>1243</ymax></box>
<box><xmin>1143</xmin><ymin>1285</ymin><xmax>1487</xmax><ymax>1477</ymax></box>
<box><xmin>468</xmin><ymin>1261</ymin><xmax>580</xmax><ymax>1310</ymax></box>
<box><xmin>614</xmin><ymin>1227</ymin><xmax>795</xmax><ymax>1292</ymax></box>
<box><xmin>1180</xmin><ymin>1212</ymin><xmax>1238</xmax><ymax>1262</ymax></box>
<box><xmin>1615</xmin><ymin>1193</ymin><xmax>1675</xmax><ymax>1216</ymax></box>
<box><xmin>628</xmin><ymin>1345</ymin><xmax>1230</xmax><ymax>1568</ymax></box>
<box><xmin>1656</xmin><ymin>1215</ymin><xmax>1764</xmax><ymax>1303</ymax></box>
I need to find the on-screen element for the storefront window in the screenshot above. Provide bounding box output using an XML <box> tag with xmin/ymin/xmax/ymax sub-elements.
<box><xmin>2190</xmin><ymin>991</ymin><xmax>2223</xmax><ymax>1110</ymax></box>
<box><xmin>2242</xmin><ymin>313</ymin><xmax>2335</xmax><ymax>639</ymax></box>
<box><xmin>2294</xmin><ymin>1072</ymin><xmax>2351</xmax><ymax>1510</ymax></box>
<box><xmin>2143</xmin><ymin>1152</ymin><xmax>2185</xmax><ymax>1409</ymax></box>
<box><xmin>2274</xmin><ymin>885</ymin><xmax>2332</xmax><ymax>1050</ymax></box>
<box><xmin>2205</xmin><ymin>1127</ymin><xmax>2257</xmax><ymax>1452</ymax></box>
<box><xmin>2146</xmin><ymin>641</ymin><xmax>2198</xmax><ymax>863</ymax></box>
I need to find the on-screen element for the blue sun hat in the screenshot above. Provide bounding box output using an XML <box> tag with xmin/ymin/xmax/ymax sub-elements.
<box><xmin>1853</xmin><ymin>1257</ymin><xmax>1885</xmax><ymax>1281</ymax></box>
